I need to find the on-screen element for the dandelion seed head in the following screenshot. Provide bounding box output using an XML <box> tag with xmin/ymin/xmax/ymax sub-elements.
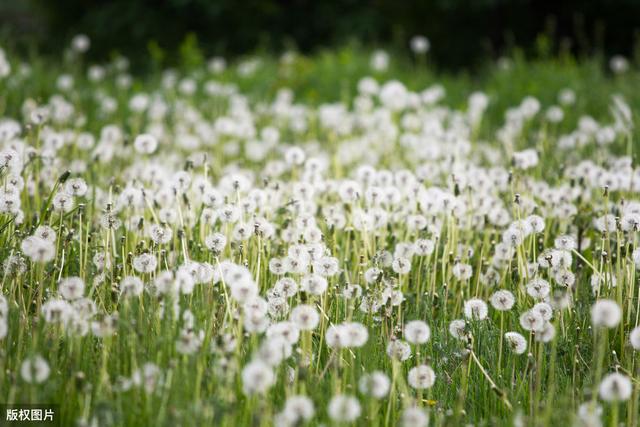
<box><xmin>407</xmin><ymin>364</ymin><xmax>436</xmax><ymax>389</ymax></box>
<box><xmin>404</xmin><ymin>320</ymin><xmax>431</xmax><ymax>344</ymax></box>
<box><xmin>401</xmin><ymin>407</ymin><xmax>429</xmax><ymax>427</ymax></box>
<box><xmin>464</xmin><ymin>298</ymin><xmax>488</xmax><ymax>321</ymax></box>
<box><xmin>132</xmin><ymin>253</ymin><xmax>157</xmax><ymax>273</ymax></box>
<box><xmin>505</xmin><ymin>332</ymin><xmax>527</xmax><ymax>354</ymax></box>
<box><xmin>58</xmin><ymin>276</ymin><xmax>85</xmax><ymax>300</ymax></box>
<box><xmin>290</xmin><ymin>304</ymin><xmax>319</xmax><ymax>331</ymax></box>
<box><xmin>327</xmin><ymin>394</ymin><xmax>361</xmax><ymax>422</ymax></box>
<box><xmin>519</xmin><ymin>309</ymin><xmax>545</xmax><ymax>332</ymax></box>
<box><xmin>358</xmin><ymin>371</ymin><xmax>390</xmax><ymax>399</ymax></box>
<box><xmin>490</xmin><ymin>290</ymin><xmax>515</xmax><ymax>311</ymax></box>
<box><xmin>591</xmin><ymin>299</ymin><xmax>622</xmax><ymax>328</ymax></box>
<box><xmin>386</xmin><ymin>339</ymin><xmax>412</xmax><ymax>361</ymax></box>
<box><xmin>20</xmin><ymin>355</ymin><xmax>50</xmax><ymax>384</ymax></box>
<box><xmin>629</xmin><ymin>327</ymin><xmax>640</xmax><ymax>350</ymax></box>
<box><xmin>598</xmin><ymin>372</ymin><xmax>632</xmax><ymax>401</ymax></box>
<box><xmin>120</xmin><ymin>276</ymin><xmax>144</xmax><ymax>298</ymax></box>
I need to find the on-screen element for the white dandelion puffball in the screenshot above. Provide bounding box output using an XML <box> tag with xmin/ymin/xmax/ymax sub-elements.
<box><xmin>591</xmin><ymin>299</ymin><xmax>622</xmax><ymax>328</ymax></box>
<box><xmin>504</xmin><ymin>332</ymin><xmax>527</xmax><ymax>354</ymax></box>
<box><xmin>0</xmin><ymin>319</ymin><xmax>7</xmax><ymax>340</ymax></box>
<box><xmin>290</xmin><ymin>304</ymin><xmax>320</xmax><ymax>331</ymax></box>
<box><xmin>630</xmin><ymin>326</ymin><xmax>640</xmax><ymax>350</ymax></box>
<box><xmin>71</xmin><ymin>34</ymin><xmax>90</xmax><ymax>53</ymax></box>
<box><xmin>358</xmin><ymin>371</ymin><xmax>390</xmax><ymax>399</ymax></box>
<box><xmin>21</xmin><ymin>355</ymin><xmax>50</xmax><ymax>384</ymax></box>
<box><xmin>464</xmin><ymin>298</ymin><xmax>488</xmax><ymax>320</ymax></box>
<box><xmin>490</xmin><ymin>290</ymin><xmax>515</xmax><ymax>311</ymax></box>
<box><xmin>536</xmin><ymin>322</ymin><xmax>556</xmax><ymax>343</ymax></box>
<box><xmin>134</xmin><ymin>133</ymin><xmax>158</xmax><ymax>154</ymax></box>
<box><xmin>598</xmin><ymin>373</ymin><xmax>632</xmax><ymax>402</ymax></box>
<box><xmin>410</xmin><ymin>35</ymin><xmax>430</xmax><ymax>55</ymax></box>
<box><xmin>327</xmin><ymin>395</ymin><xmax>361</xmax><ymax>422</ymax></box>
<box><xmin>58</xmin><ymin>276</ymin><xmax>85</xmax><ymax>300</ymax></box>
<box><xmin>242</xmin><ymin>360</ymin><xmax>275</xmax><ymax>395</ymax></box>
<box><xmin>519</xmin><ymin>310</ymin><xmax>545</xmax><ymax>332</ymax></box>
<box><xmin>407</xmin><ymin>364</ymin><xmax>436</xmax><ymax>389</ymax></box>
<box><xmin>404</xmin><ymin>320</ymin><xmax>431</xmax><ymax>344</ymax></box>
<box><xmin>577</xmin><ymin>402</ymin><xmax>602</xmax><ymax>426</ymax></box>
<box><xmin>280</xmin><ymin>395</ymin><xmax>315</xmax><ymax>424</ymax></box>
<box><xmin>401</xmin><ymin>407</ymin><xmax>429</xmax><ymax>427</ymax></box>
<box><xmin>386</xmin><ymin>339</ymin><xmax>412</xmax><ymax>361</ymax></box>
<box><xmin>449</xmin><ymin>319</ymin><xmax>468</xmax><ymax>340</ymax></box>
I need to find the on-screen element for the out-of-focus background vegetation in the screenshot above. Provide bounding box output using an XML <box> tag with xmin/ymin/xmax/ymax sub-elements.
<box><xmin>1</xmin><ymin>0</ymin><xmax>640</xmax><ymax>71</ymax></box>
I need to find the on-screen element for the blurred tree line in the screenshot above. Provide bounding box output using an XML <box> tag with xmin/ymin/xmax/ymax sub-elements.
<box><xmin>1</xmin><ymin>0</ymin><xmax>640</xmax><ymax>70</ymax></box>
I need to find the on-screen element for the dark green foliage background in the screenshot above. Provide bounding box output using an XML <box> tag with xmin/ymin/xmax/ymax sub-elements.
<box><xmin>1</xmin><ymin>0</ymin><xmax>640</xmax><ymax>69</ymax></box>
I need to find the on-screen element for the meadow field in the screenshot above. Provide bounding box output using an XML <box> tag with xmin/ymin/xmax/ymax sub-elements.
<box><xmin>0</xmin><ymin>39</ymin><xmax>639</xmax><ymax>426</ymax></box>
